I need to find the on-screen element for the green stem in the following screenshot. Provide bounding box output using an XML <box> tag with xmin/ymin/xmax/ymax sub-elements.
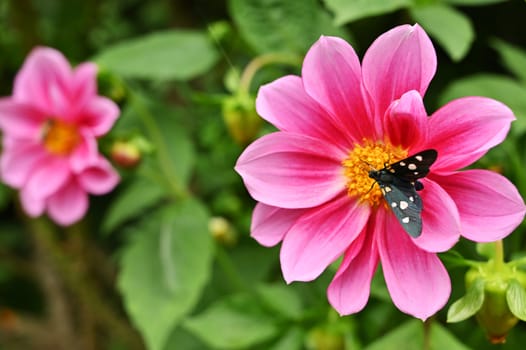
<box><xmin>493</xmin><ymin>240</ymin><xmax>505</xmax><ymax>272</ymax></box>
<box><xmin>423</xmin><ymin>319</ymin><xmax>431</xmax><ymax>350</ymax></box>
<box><xmin>129</xmin><ymin>91</ymin><xmax>187</xmax><ymax>200</ymax></box>
<box><xmin>214</xmin><ymin>244</ymin><xmax>247</xmax><ymax>293</ymax></box>
<box><xmin>238</xmin><ymin>53</ymin><xmax>302</xmax><ymax>94</ymax></box>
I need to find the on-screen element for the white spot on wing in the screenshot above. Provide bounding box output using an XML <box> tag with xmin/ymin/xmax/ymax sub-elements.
<box><xmin>408</xmin><ymin>163</ymin><xmax>417</xmax><ymax>170</ymax></box>
<box><xmin>384</xmin><ymin>186</ymin><xmax>392</xmax><ymax>192</ymax></box>
<box><xmin>391</xmin><ymin>202</ymin><xmax>397</xmax><ymax>207</ymax></box>
<box><xmin>400</xmin><ymin>201</ymin><xmax>409</xmax><ymax>210</ymax></box>
<box><xmin>402</xmin><ymin>217</ymin><xmax>410</xmax><ymax>224</ymax></box>
<box><xmin>400</xmin><ymin>161</ymin><xmax>406</xmax><ymax>166</ymax></box>
<box><xmin>415</xmin><ymin>155</ymin><xmax>423</xmax><ymax>161</ymax></box>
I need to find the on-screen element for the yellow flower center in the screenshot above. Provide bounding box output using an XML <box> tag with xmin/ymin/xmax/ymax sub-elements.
<box><xmin>41</xmin><ymin>119</ymin><xmax>81</xmax><ymax>156</ymax></box>
<box><xmin>342</xmin><ymin>140</ymin><xmax>407</xmax><ymax>207</ymax></box>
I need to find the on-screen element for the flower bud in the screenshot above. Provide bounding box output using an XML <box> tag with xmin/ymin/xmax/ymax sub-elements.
<box><xmin>208</xmin><ymin>216</ymin><xmax>237</xmax><ymax>246</ymax></box>
<box><xmin>221</xmin><ymin>93</ymin><xmax>262</xmax><ymax>145</ymax></box>
<box><xmin>474</xmin><ymin>278</ymin><xmax>518</xmax><ymax>344</ymax></box>
<box><xmin>110</xmin><ymin>140</ymin><xmax>142</xmax><ymax>168</ymax></box>
<box><xmin>97</xmin><ymin>69</ymin><xmax>128</xmax><ymax>105</ymax></box>
<box><xmin>463</xmin><ymin>267</ymin><xmax>526</xmax><ymax>343</ymax></box>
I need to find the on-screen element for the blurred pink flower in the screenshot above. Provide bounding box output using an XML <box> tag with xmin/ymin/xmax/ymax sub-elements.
<box><xmin>235</xmin><ymin>24</ymin><xmax>526</xmax><ymax>320</ymax></box>
<box><xmin>0</xmin><ymin>47</ymin><xmax>120</xmax><ymax>225</ymax></box>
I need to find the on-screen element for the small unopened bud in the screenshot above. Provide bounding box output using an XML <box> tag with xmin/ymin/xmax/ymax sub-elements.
<box><xmin>110</xmin><ymin>140</ymin><xmax>142</xmax><ymax>168</ymax></box>
<box><xmin>208</xmin><ymin>216</ymin><xmax>237</xmax><ymax>246</ymax></box>
<box><xmin>97</xmin><ymin>69</ymin><xmax>128</xmax><ymax>105</ymax></box>
<box><xmin>222</xmin><ymin>93</ymin><xmax>262</xmax><ymax>145</ymax></box>
<box><xmin>475</xmin><ymin>278</ymin><xmax>518</xmax><ymax>344</ymax></box>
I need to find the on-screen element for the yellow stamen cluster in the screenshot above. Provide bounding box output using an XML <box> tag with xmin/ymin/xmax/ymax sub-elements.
<box><xmin>342</xmin><ymin>140</ymin><xmax>407</xmax><ymax>207</ymax></box>
<box><xmin>42</xmin><ymin>119</ymin><xmax>81</xmax><ymax>156</ymax></box>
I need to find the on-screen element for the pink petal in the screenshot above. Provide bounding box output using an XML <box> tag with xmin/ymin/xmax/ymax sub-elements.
<box><xmin>433</xmin><ymin>170</ymin><xmax>526</xmax><ymax>242</ymax></box>
<box><xmin>280</xmin><ymin>194</ymin><xmax>371</xmax><ymax>283</ymax></box>
<box><xmin>24</xmin><ymin>156</ymin><xmax>71</xmax><ymax>199</ymax></box>
<box><xmin>47</xmin><ymin>178</ymin><xmax>89</xmax><ymax>226</ymax></box>
<box><xmin>256</xmin><ymin>75</ymin><xmax>351</xmax><ymax>149</ymax></box>
<box><xmin>77</xmin><ymin>156</ymin><xmax>120</xmax><ymax>195</ymax></box>
<box><xmin>383</xmin><ymin>90</ymin><xmax>428</xmax><ymax>151</ymax></box>
<box><xmin>427</xmin><ymin>97</ymin><xmax>514</xmax><ymax>171</ymax></box>
<box><xmin>362</xmin><ymin>24</ymin><xmax>436</xmax><ymax>120</ymax></box>
<box><xmin>71</xmin><ymin>62</ymin><xmax>97</xmax><ymax>108</ymax></box>
<box><xmin>301</xmin><ymin>36</ymin><xmax>374</xmax><ymax>142</ymax></box>
<box><xmin>77</xmin><ymin>96</ymin><xmax>120</xmax><ymax>137</ymax></box>
<box><xmin>0</xmin><ymin>99</ymin><xmax>45</xmax><ymax>138</ymax></box>
<box><xmin>412</xmin><ymin>178</ymin><xmax>461</xmax><ymax>252</ymax></box>
<box><xmin>235</xmin><ymin>132</ymin><xmax>346</xmax><ymax>208</ymax></box>
<box><xmin>251</xmin><ymin>203</ymin><xmax>304</xmax><ymax>247</ymax></box>
<box><xmin>13</xmin><ymin>47</ymin><xmax>72</xmax><ymax>116</ymax></box>
<box><xmin>0</xmin><ymin>140</ymin><xmax>47</xmax><ymax>188</ymax></box>
<box><xmin>327</xmin><ymin>222</ymin><xmax>379</xmax><ymax>315</ymax></box>
<box><xmin>377</xmin><ymin>207</ymin><xmax>451</xmax><ymax>321</ymax></box>
<box><xmin>69</xmin><ymin>132</ymin><xmax>99</xmax><ymax>172</ymax></box>
<box><xmin>19</xmin><ymin>187</ymin><xmax>46</xmax><ymax>218</ymax></box>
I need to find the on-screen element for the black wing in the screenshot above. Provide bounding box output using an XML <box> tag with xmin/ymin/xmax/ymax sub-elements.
<box><xmin>378</xmin><ymin>177</ymin><xmax>423</xmax><ymax>238</ymax></box>
<box><xmin>387</xmin><ymin>149</ymin><xmax>438</xmax><ymax>182</ymax></box>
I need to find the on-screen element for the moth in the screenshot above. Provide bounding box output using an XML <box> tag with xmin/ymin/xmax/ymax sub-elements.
<box><xmin>368</xmin><ymin>149</ymin><xmax>438</xmax><ymax>238</ymax></box>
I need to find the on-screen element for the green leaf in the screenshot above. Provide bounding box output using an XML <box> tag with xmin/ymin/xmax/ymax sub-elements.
<box><xmin>101</xmin><ymin>177</ymin><xmax>165</xmax><ymax>233</ymax></box>
<box><xmin>491</xmin><ymin>38</ymin><xmax>526</xmax><ymax>83</ymax></box>
<box><xmin>94</xmin><ymin>30</ymin><xmax>219</xmax><ymax>81</ymax></box>
<box><xmin>0</xmin><ymin>183</ymin><xmax>11</xmax><ymax>211</ymax></box>
<box><xmin>447</xmin><ymin>278</ymin><xmax>485</xmax><ymax>323</ymax></box>
<box><xmin>183</xmin><ymin>293</ymin><xmax>280</xmax><ymax>349</ymax></box>
<box><xmin>269</xmin><ymin>327</ymin><xmax>304</xmax><ymax>350</ymax></box>
<box><xmin>229</xmin><ymin>0</ymin><xmax>348</xmax><ymax>54</ymax></box>
<box><xmin>118</xmin><ymin>199</ymin><xmax>213</xmax><ymax>350</ymax></box>
<box><xmin>439</xmin><ymin>73</ymin><xmax>526</xmax><ymax>135</ymax></box>
<box><xmin>323</xmin><ymin>0</ymin><xmax>410</xmax><ymax>25</ymax></box>
<box><xmin>410</xmin><ymin>4</ymin><xmax>474</xmax><ymax>61</ymax></box>
<box><xmin>364</xmin><ymin>319</ymin><xmax>470</xmax><ymax>350</ymax></box>
<box><xmin>430</xmin><ymin>322</ymin><xmax>472</xmax><ymax>350</ymax></box>
<box><xmin>444</xmin><ymin>0</ymin><xmax>507</xmax><ymax>5</ymax></box>
<box><xmin>256</xmin><ymin>283</ymin><xmax>303</xmax><ymax>320</ymax></box>
<box><xmin>152</xmin><ymin>105</ymin><xmax>196</xmax><ymax>189</ymax></box>
<box><xmin>507</xmin><ymin>279</ymin><xmax>526</xmax><ymax>321</ymax></box>
<box><xmin>162</xmin><ymin>327</ymin><xmax>207</xmax><ymax>350</ymax></box>
<box><xmin>363</xmin><ymin>320</ymin><xmax>422</xmax><ymax>350</ymax></box>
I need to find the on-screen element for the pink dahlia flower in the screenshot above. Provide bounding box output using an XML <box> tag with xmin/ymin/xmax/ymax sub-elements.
<box><xmin>0</xmin><ymin>47</ymin><xmax>120</xmax><ymax>226</ymax></box>
<box><xmin>235</xmin><ymin>24</ymin><xmax>526</xmax><ymax>320</ymax></box>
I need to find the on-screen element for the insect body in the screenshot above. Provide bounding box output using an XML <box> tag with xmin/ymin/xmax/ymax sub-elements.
<box><xmin>368</xmin><ymin>149</ymin><xmax>438</xmax><ymax>238</ymax></box>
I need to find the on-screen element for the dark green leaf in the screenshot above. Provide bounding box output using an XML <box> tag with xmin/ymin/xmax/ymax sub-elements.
<box><xmin>430</xmin><ymin>322</ymin><xmax>472</xmax><ymax>350</ymax></box>
<box><xmin>118</xmin><ymin>199</ymin><xmax>213</xmax><ymax>350</ymax></box>
<box><xmin>364</xmin><ymin>319</ymin><xmax>470</xmax><ymax>350</ymax></box>
<box><xmin>323</xmin><ymin>0</ymin><xmax>410</xmax><ymax>25</ymax></box>
<box><xmin>257</xmin><ymin>283</ymin><xmax>303</xmax><ymax>320</ymax></box>
<box><xmin>439</xmin><ymin>74</ymin><xmax>526</xmax><ymax>135</ymax></box>
<box><xmin>410</xmin><ymin>4</ymin><xmax>474</xmax><ymax>61</ymax></box>
<box><xmin>447</xmin><ymin>277</ymin><xmax>485</xmax><ymax>323</ymax></box>
<box><xmin>363</xmin><ymin>320</ymin><xmax>423</xmax><ymax>350</ymax></box>
<box><xmin>444</xmin><ymin>0</ymin><xmax>507</xmax><ymax>5</ymax></box>
<box><xmin>94</xmin><ymin>30</ymin><xmax>219</xmax><ymax>81</ymax></box>
<box><xmin>101</xmin><ymin>177</ymin><xmax>165</xmax><ymax>233</ymax></box>
<box><xmin>507</xmin><ymin>279</ymin><xmax>526</xmax><ymax>321</ymax></box>
<box><xmin>183</xmin><ymin>293</ymin><xmax>280</xmax><ymax>349</ymax></box>
<box><xmin>269</xmin><ymin>327</ymin><xmax>304</xmax><ymax>350</ymax></box>
<box><xmin>229</xmin><ymin>0</ymin><xmax>348</xmax><ymax>54</ymax></box>
<box><xmin>491</xmin><ymin>38</ymin><xmax>526</xmax><ymax>83</ymax></box>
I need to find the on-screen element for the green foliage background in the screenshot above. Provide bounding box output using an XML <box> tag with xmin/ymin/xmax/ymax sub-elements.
<box><xmin>0</xmin><ymin>0</ymin><xmax>526</xmax><ymax>349</ymax></box>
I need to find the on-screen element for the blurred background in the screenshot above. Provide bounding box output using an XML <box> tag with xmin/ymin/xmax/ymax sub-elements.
<box><xmin>0</xmin><ymin>0</ymin><xmax>526</xmax><ymax>349</ymax></box>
